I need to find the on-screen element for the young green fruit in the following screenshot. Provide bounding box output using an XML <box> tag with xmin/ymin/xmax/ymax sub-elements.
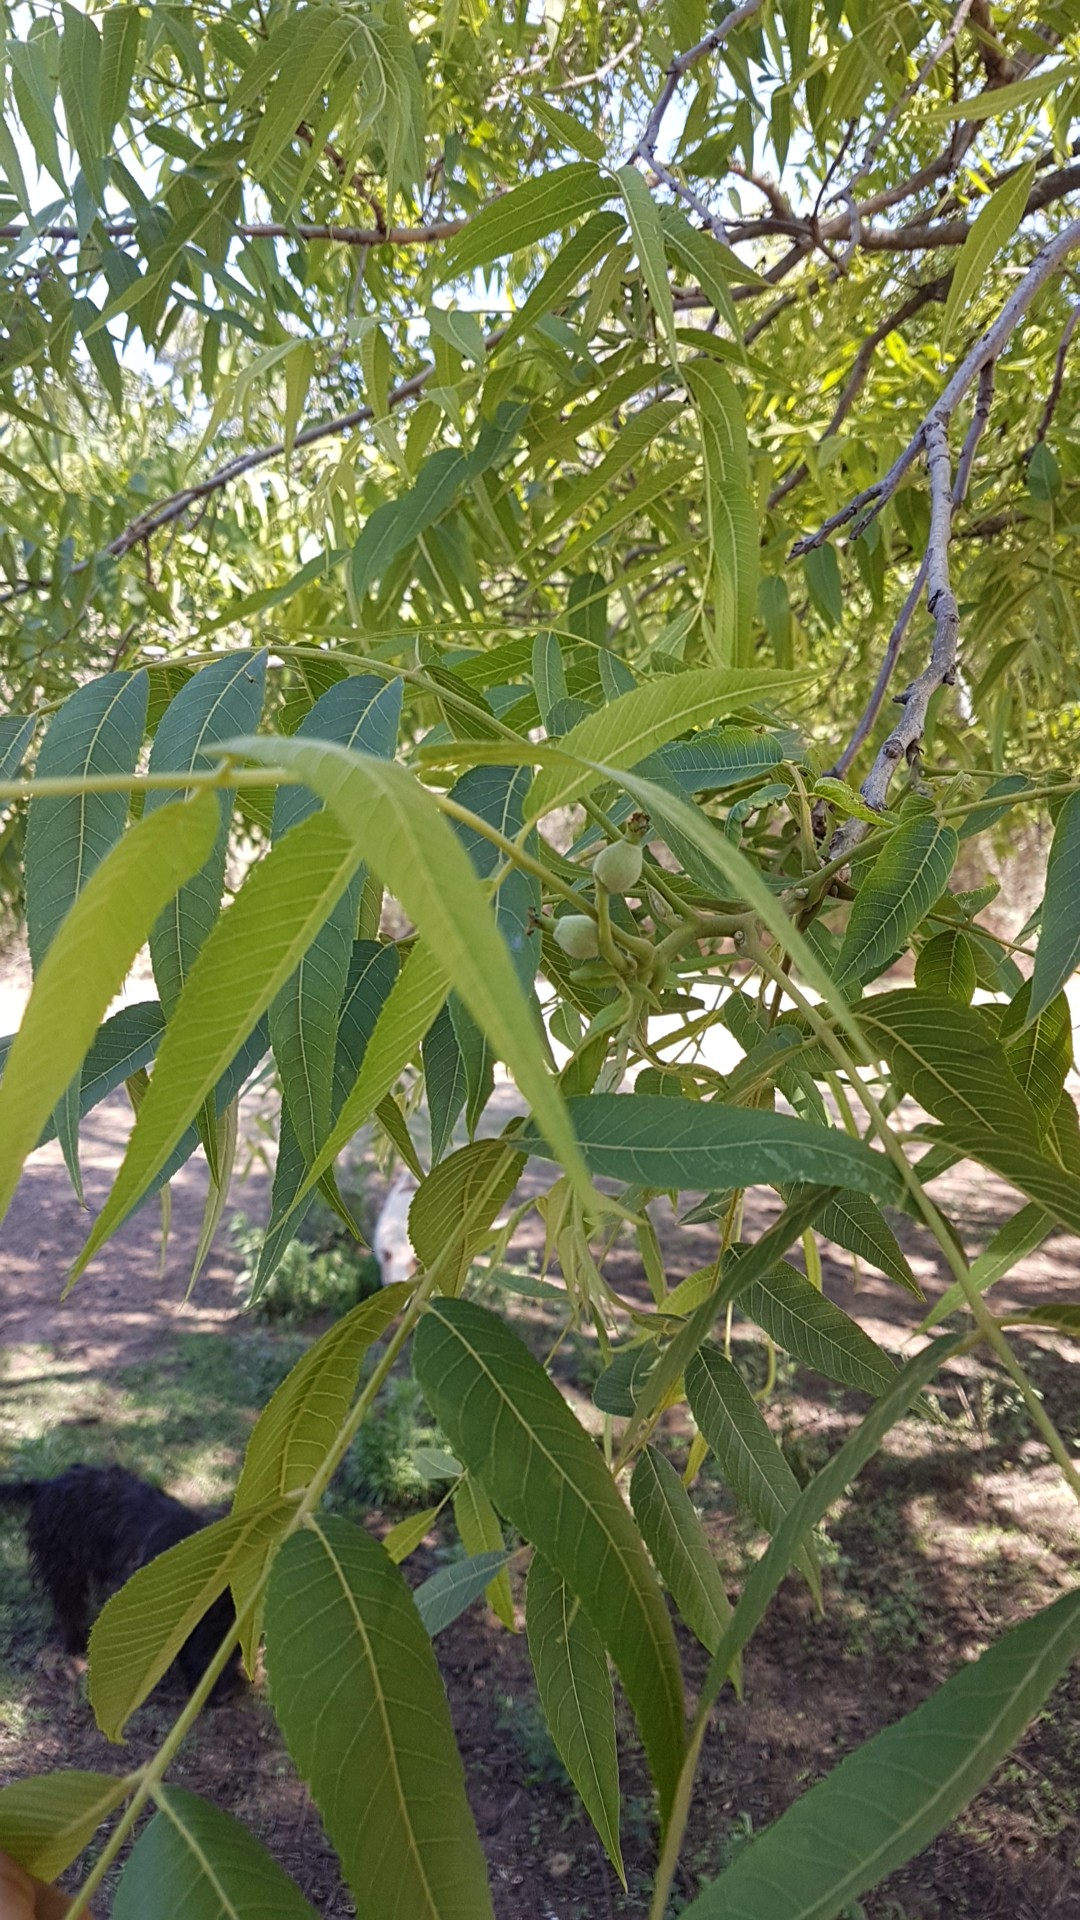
<box><xmin>592</xmin><ymin>837</ymin><xmax>644</xmax><ymax>894</ymax></box>
<box><xmin>553</xmin><ymin>913</ymin><xmax>601</xmax><ymax>959</ymax></box>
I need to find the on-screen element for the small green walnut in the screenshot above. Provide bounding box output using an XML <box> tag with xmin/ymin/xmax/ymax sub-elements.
<box><xmin>592</xmin><ymin>836</ymin><xmax>644</xmax><ymax>894</ymax></box>
<box><xmin>553</xmin><ymin>913</ymin><xmax>600</xmax><ymax>959</ymax></box>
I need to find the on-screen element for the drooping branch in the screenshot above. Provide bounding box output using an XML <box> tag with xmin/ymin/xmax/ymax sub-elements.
<box><xmin>831</xmin><ymin>560</ymin><xmax>929</xmax><ymax>781</ymax></box>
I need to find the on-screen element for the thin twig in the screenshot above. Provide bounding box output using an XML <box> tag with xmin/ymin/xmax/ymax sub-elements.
<box><xmin>767</xmin><ymin>273</ymin><xmax>952</xmax><ymax>509</ymax></box>
<box><xmin>646</xmin><ymin>155</ymin><xmax>730</xmax><ymax>243</ymax></box>
<box><xmin>634</xmin><ymin>0</ymin><xmax>767</xmax><ymax>163</ymax></box>
<box><xmin>1033</xmin><ymin>301</ymin><xmax>1080</xmax><ymax>443</ymax></box>
<box><xmin>831</xmin><ymin>558</ymin><xmax>929</xmax><ymax>780</ymax></box>
<box><xmin>954</xmin><ymin>357</ymin><xmax>995</xmax><ymax>503</ymax></box>
<box><xmin>839</xmin><ymin>0</ymin><xmax>977</xmax><ymax>206</ymax></box>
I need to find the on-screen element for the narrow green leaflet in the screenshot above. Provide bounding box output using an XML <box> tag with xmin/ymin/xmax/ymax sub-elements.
<box><xmin>932</xmin><ymin>1123</ymin><xmax>1080</xmax><ymax>1240</ymax></box>
<box><xmin>351</xmin><ymin>407</ymin><xmax>526</xmax><ymax>598</ymax></box>
<box><xmin>524</xmin><ymin>1095</ymin><xmax>899</xmax><ymax>1201</ymax></box>
<box><xmin>409</xmin><ymin>1141</ymin><xmax>525</xmax><ymax>1294</ymax></box>
<box><xmin>741</xmin><ymin>1262</ymin><xmax>898</xmax><ymax>1396</ymax></box>
<box><xmin>526</xmin><ymin>668</ymin><xmax>804</xmax><ymax>819</ymax></box>
<box><xmin>0</xmin><ymin>793</ymin><xmax>218</xmax><ymax>1228</ymax></box>
<box><xmin>90</xmin><ymin>1502</ymin><xmax>289</xmax><ymax>1738</ymax></box>
<box><xmin>265</xmin><ymin>1517</ymin><xmax>494</xmax><ymax>1920</ymax></box>
<box><xmin>862</xmin><ymin>992</ymin><xmax>1039</xmax><ymax>1144</ymax></box>
<box><xmin>684</xmin><ymin>359</ymin><xmax>758</xmax><ymax>667</ymax></box>
<box><xmin>616</xmin><ymin>163</ymin><xmax>679</xmax><ymax>366</ymax></box>
<box><xmin>862</xmin><ymin>994</ymin><xmax>1080</xmax><ymax>1233</ymax></box>
<box><xmin>630</xmin><ymin>1448</ymin><xmax>735</xmax><ymax>1659</ymax></box>
<box><xmin>526</xmin><ymin>93</ymin><xmax>605</xmax><ymax>160</ymax></box>
<box><xmin>247</xmin><ymin>10</ymin><xmax>357</xmax><ymax>178</ymax></box>
<box><xmin>59</xmin><ymin>2</ymin><xmax>104</xmax><ymax>201</ymax></box>
<box><xmin>0</xmin><ymin>1770</ymin><xmax>131</xmax><ymax>1883</ymax></box>
<box><xmin>71</xmin><ymin>809</ymin><xmax>365</xmax><ymax>1278</ymax></box>
<box><xmin>683</xmin><ymin>1588</ymin><xmax>1080</xmax><ymax>1920</ymax></box>
<box><xmin>526</xmin><ymin>1553</ymin><xmax>624</xmax><ymax>1883</ymax></box>
<box><xmin>942</xmin><ymin>162</ymin><xmax>1036</xmax><ymax>353</ymax></box>
<box><xmin>296</xmin><ymin>939</ymin><xmax>448</xmax><ymax>1212</ymax></box>
<box><xmin>453</xmin><ymin>1473</ymin><xmax>514</xmax><ymax>1630</ymax></box>
<box><xmin>385</xmin><ymin>1507</ymin><xmax>441</xmax><ymax>1565</ymax></box>
<box><xmin>414</xmin><ymin>1551</ymin><xmax>514</xmax><ymax>1638</ymax></box>
<box><xmin>818</xmin><ymin>1190</ymin><xmax>921</xmax><ymax>1296</ymax></box>
<box><xmin>996</xmin><ymin>1302</ymin><xmax>1080</xmax><ymax>1338</ymax></box>
<box><xmin>659</xmin><ymin>206</ymin><xmax>747</xmax><ymax>340</ymax></box>
<box><xmin>1028</xmin><ymin>791</ymin><xmax>1080</xmax><ymax>1024</ymax></box>
<box><xmin>112</xmin><ymin>1785</ymin><xmax>318</xmax><ymax>1919</ymax></box>
<box><xmin>0</xmin><ymin>712</ymin><xmax>34</xmax><ymax>782</ymax></box>
<box><xmin>532</xmin><ymin>631</ymin><xmax>568</xmax><ymax>727</ymax></box>
<box><xmin>686</xmin><ymin>1344</ymin><xmax>820</xmax><ymax>1600</ymax></box>
<box><xmin>999</xmin><ymin>983</ymin><xmax>1073</xmax><ymax>1138</ymax></box>
<box><xmin>256</xmin><ymin>938</ymin><xmax>400</xmax><ymax>1293</ymax></box>
<box><xmin>922</xmin><ymin>65</ymin><xmax>1070</xmax><ymax>120</ymax></box>
<box><xmin>269</xmin><ymin>674</ymin><xmax>402</xmax><ymax>1165</ymax></box>
<box><xmin>414</xmin><ymin>1299</ymin><xmax>686</xmax><ymax>1822</ymax></box>
<box><xmin>530</xmin><ymin>402</ymin><xmax>682</xmax><ymax>553</ymax></box>
<box><xmin>145</xmin><ymin>650</ymin><xmax>267</xmax><ymax>1017</ymax></box>
<box><xmin>446</xmin><ymin>763</ymin><xmax>541</xmax><ymax>993</ymax></box>
<box><xmin>99</xmin><ymin>6</ymin><xmax>143</xmax><ymax>148</ymax></box>
<box><xmin>235</xmin><ymin>1285</ymin><xmax>413</xmax><ymax>1513</ymax></box>
<box><xmin>497</xmin><ymin>209</ymin><xmax>624</xmax><ymax>352</ymax></box>
<box><xmin>695</xmin><ymin>1336</ymin><xmax>962</xmax><ymax>1723</ymax></box>
<box><xmin>921</xmin><ymin>1202</ymin><xmax>1052</xmax><ymax>1331</ymax></box>
<box><xmin>23</xmin><ymin>668</ymin><xmax>149</xmax><ymax>1194</ymax></box>
<box><xmin>835</xmin><ymin>820</ymin><xmax>959</xmax><ymax>991</ymax></box>
<box><xmin>423</xmin><ymin>1003</ymin><xmax>469</xmax><ymax>1162</ymax></box>
<box><xmin>226</xmin><ymin>736</ymin><xmax>590</xmax><ymax>1200</ymax></box>
<box><xmin>915</xmin><ymin>927</ymin><xmax>977</xmax><ymax>1004</ymax></box>
<box><xmin>0</xmin><ymin>1000</ymin><xmax>165</xmax><ymax>1148</ymax></box>
<box><xmin>439</xmin><ymin>161</ymin><xmax>609</xmax><ymax>279</ymax></box>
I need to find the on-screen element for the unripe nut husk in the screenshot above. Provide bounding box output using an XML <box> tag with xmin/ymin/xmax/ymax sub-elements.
<box><xmin>553</xmin><ymin>914</ymin><xmax>600</xmax><ymax>959</ymax></box>
<box><xmin>592</xmin><ymin>838</ymin><xmax>644</xmax><ymax>893</ymax></box>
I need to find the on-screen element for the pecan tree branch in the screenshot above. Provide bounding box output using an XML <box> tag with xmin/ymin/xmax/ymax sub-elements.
<box><xmin>792</xmin><ymin>217</ymin><xmax>1080</xmax><ymax>555</ymax></box>
<box><xmin>0</xmin><ymin>219</ymin><xmax>465</xmax><ymax>247</ymax></box>
<box><xmin>635</xmin><ymin>0</ymin><xmax>767</xmax><ymax>163</ymax></box>
<box><xmin>829</xmin><ymin>417</ymin><xmax>960</xmax><ymax>853</ymax></box>
<box><xmin>830</xmin><ymin>358</ymin><xmax>994</xmax><ymax>783</ymax></box>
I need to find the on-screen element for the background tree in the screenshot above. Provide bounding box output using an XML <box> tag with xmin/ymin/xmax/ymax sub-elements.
<box><xmin>0</xmin><ymin>1</ymin><xmax>1079</xmax><ymax>1915</ymax></box>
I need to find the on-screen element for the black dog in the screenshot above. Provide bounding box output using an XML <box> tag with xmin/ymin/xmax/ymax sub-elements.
<box><xmin>0</xmin><ymin>1464</ymin><xmax>242</xmax><ymax>1702</ymax></box>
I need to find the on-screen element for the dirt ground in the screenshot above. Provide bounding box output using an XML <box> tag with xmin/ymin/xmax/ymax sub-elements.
<box><xmin>1</xmin><ymin>966</ymin><xmax>1079</xmax><ymax>1916</ymax></box>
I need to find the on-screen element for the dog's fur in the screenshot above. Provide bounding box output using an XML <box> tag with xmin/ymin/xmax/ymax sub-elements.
<box><xmin>0</xmin><ymin>1465</ymin><xmax>241</xmax><ymax>1702</ymax></box>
